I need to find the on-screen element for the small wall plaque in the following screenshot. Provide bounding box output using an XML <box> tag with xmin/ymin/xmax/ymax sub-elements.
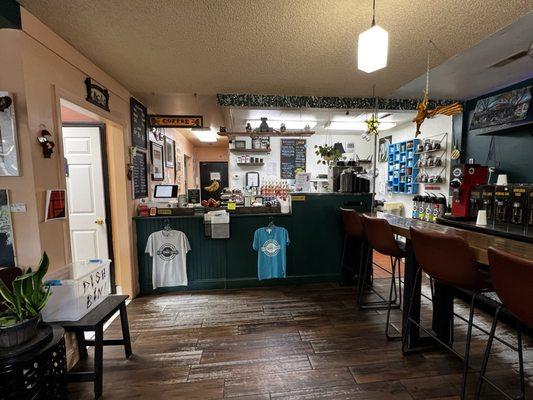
<box><xmin>84</xmin><ymin>77</ymin><xmax>110</xmax><ymax>111</ymax></box>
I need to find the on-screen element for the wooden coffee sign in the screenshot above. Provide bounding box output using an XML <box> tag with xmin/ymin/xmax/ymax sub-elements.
<box><xmin>149</xmin><ymin>115</ymin><xmax>203</xmax><ymax>128</ymax></box>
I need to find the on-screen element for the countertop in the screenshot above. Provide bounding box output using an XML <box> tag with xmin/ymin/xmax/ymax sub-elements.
<box><xmin>372</xmin><ymin>212</ymin><xmax>533</xmax><ymax>265</ymax></box>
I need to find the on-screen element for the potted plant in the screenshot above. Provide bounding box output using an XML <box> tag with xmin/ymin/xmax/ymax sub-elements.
<box><xmin>314</xmin><ymin>144</ymin><xmax>344</xmax><ymax>166</ymax></box>
<box><xmin>0</xmin><ymin>253</ymin><xmax>51</xmax><ymax>348</ymax></box>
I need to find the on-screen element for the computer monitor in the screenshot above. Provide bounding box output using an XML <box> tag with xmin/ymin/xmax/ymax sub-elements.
<box><xmin>153</xmin><ymin>185</ymin><xmax>179</xmax><ymax>201</ymax></box>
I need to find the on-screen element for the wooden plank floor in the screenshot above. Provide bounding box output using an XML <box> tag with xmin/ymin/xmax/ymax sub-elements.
<box><xmin>68</xmin><ymin>277</ymin><xmax>532</xmax><ymax>399</ymax></box>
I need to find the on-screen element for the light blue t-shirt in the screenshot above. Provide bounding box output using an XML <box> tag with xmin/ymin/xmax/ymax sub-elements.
<box><xmin>252</xmin><ymin>226</ymin><xmax>290</xmax><ymax>280</ymax></box>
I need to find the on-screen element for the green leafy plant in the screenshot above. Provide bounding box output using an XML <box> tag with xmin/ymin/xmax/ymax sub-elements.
<box><xmin>314</xmin><ymin>144</ymin><xmax>343</xmax><ymax>166</ymax></box>
<box><xmin>0</xmin><ymin>253</ymin><xmax>51</xmax><ymax>327</ymax></box>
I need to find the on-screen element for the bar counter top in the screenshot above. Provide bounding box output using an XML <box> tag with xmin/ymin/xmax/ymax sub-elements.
<box><xmin>373</xmin><ymin>212</ymin><xmax>533</xmax><ymax>265</ymax></box>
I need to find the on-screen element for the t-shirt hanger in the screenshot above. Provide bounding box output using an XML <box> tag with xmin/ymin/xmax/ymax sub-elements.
<box><xmin>162</xmin><ymin>219</ymin><xmax>172</xmax><ymax>236</ymax></box>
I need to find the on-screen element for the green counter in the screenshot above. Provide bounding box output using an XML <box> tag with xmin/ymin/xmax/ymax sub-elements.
<box><xmin>135</xmin><ymin>193</ymin><xmax>372</xmax><ymax>294</ymax></box>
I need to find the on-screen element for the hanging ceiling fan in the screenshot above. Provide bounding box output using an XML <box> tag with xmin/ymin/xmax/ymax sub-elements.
<box><xmin>489</xmin><ymin>41</ymin><xmax>533</xmax><ymax>68</ymax></box>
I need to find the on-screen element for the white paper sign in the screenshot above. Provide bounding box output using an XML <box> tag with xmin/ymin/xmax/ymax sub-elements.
<box><xmin>210</xmin><ymin>172</ymin><xmax>221</xmax><ymax>180</ymax></box>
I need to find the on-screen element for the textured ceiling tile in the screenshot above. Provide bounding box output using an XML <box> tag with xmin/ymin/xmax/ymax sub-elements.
<box><xmin>19</xmin><ymin>0</ymin><xmax>533</xmax><ymax>97</ymax></box>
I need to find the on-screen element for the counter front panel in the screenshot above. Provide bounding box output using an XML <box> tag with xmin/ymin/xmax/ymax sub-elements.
<box><xmin>135</xmin><ymin>193</ymin><xmax>372</xmax><ymax>294</ymax></box>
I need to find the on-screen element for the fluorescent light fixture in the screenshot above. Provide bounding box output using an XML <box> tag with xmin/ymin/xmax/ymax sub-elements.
<box><xmin>191</xmin><ymin>127</ymin><xmax>218</xmax><ymax>142</ymax></box>
<box><xmin>246</xmin><ymin>120</ymin><xmax>317</xmax><ymax>130</ymax></box>
<box><xmin>357</xmin><ymin>25</ymin><xmax>388</xmax><ymax>73</ymax></box>
<box><xmin>325</xmin><ymin>121</ymin><xmax>396</xmax><ymax>131</ymax></box>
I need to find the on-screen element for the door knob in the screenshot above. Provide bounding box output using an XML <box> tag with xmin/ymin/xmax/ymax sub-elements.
<box><xmin>95</xmin><ymin>218</ymin><xmax>104</xmax><ymax>225</ymax></box>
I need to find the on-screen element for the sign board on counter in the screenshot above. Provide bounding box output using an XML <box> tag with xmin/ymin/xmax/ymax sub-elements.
<box><xmin>280</xmin><ymin>139</ymin><xmax>306</xmax><ymax>179</ymax></box>
<box><xmin>149</xmin><ymin>115</ymin><xmax>203</xmax><ymax>128</ymax></box>
<box><xmin>187</xmin><ymin>189</ymin><xmax>200</xmax><ymax>204</ymax></box>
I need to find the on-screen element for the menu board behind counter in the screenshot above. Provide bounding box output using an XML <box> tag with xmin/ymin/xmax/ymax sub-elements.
<box><xmin>132</xmin><ymin>150</ymin><xmax>149</xmax><ymax>199</ymax></box>
<box><xmin>280</xmin><ymin>139</ymin><xmax>306</xmax><ymax>179</ymax></box>
<box><xmin>130</xmin><ymin>97</ymin><xmax>147</xmax><ymax>149</ymax></box>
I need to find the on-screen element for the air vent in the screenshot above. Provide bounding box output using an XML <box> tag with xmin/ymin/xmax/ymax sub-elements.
<box><xmin>490</xmin><ymin>41</ymin><xmax>533</xmax><ymax>68</ymax></box>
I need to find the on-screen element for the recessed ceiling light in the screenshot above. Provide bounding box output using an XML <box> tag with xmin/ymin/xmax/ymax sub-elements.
<box><xmin>191</xmin><ymin>127</ymin><xmax>218</xmax><ymax>142</ymax></box>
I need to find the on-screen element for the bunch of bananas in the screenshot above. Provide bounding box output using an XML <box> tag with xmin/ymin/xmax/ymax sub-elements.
<box><xmin>204</xmin><ymin>179</ymin><xmax>220</xmax><ymax>192</ymax></box>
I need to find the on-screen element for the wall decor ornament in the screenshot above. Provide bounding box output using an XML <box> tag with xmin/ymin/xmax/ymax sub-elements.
<box><xmin>84</xmin><ymin>77</ymin><xmax>110</xmax><ymax>111</ymax></box>
<box><xmin>413</xmin><ymin>40</ymin><xmax>463</xmax><ymax>137</ymax></box>
<box><xmin>216</xmin><ymin>93</ymin><xmax>458</xmax><ymax>111</ymax></box>
<box><xmin>36</xmin><ymin>126</ymin><xmax>55</xmax><ymax>158</ymax></box>
<box><xmin>0</xmin><ymin>92</ymin><xmax>20</xmax><ymax>176</ymax></box>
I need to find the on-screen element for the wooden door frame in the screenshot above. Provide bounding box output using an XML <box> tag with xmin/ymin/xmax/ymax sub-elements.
<box><xmin>61</xmin><ymin>122</ymin><xmax>116</xmax><ymax>293</ymax></box>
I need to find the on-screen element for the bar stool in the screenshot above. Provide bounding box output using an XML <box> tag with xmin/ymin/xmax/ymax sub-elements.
<box><xmin>475</xmin><ymin>247</ymin><xmax>532</xmax><ymax>400</ymax></box>
<box><xmin>360</xmin><ymin>215</ymin><xmax>405</xmax><ymax>340</ymax></box>
<box><xmin>340</xmin><ymin>208</ymin><xmax>366</xmax><ymax>282</ymax></box>
<box><xmin>404</xmin><ymin>227</ymin><xmax>492</xmax><ymax>400</ymax></box>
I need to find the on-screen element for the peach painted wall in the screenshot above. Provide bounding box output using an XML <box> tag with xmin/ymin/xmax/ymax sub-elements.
<box><xmin>195</xmin><ymin>146</ymin><xmax>229</xmax><ymax>162</ymax></box>
<box><xmin>0</xmin><ymin>9</ymin><xmax>141</xmax><ymax>299</ymax></box>
<box><xmin>0</xmin><ymin>29</ymin><xmax>41</xmax><ymax>266</ymax></box>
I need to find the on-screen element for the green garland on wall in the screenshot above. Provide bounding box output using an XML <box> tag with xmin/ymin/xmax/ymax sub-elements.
<box><xmin>216</xmin><ymin>93</ymin><xmax>459</xmax><ymax>110</ymax></box>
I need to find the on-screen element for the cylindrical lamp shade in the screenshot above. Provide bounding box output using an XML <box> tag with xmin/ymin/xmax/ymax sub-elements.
<box><xmin>357</xmin><ymin>25</ymin><xmax>389</xmax><ymax>73</ymax></box>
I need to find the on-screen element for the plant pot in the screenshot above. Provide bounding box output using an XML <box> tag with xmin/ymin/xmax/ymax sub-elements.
<box><xmin>0</xmin><ymin>314</ymin><xmax>41</xmax><ymax>348</ymax></box>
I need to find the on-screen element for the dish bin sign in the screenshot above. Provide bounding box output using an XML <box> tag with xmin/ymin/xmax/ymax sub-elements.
<box><xmin>42</xmin><ymin>259</ymin><xmax>111</xmax><ymax>322</ymax></box>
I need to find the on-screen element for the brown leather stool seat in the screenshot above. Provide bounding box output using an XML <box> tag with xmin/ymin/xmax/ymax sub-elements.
<box><xmin>475</xmin><ymin>247</ymin><xmax>533</xmax><ymax>399</ymax></box>
<box><xmin>406</xmin><ymin>227</ymin><xmax>491</xmax><ymax>400</ymax></box>
<box><xmin>339</xmin><ymin>208</ymin><xmax>367</xmax><ymax>283</ymax></box>
<box><xmin>360</xmin><ymin>215</ymin><xmax>405</xmax><ymax>340</ymax></box>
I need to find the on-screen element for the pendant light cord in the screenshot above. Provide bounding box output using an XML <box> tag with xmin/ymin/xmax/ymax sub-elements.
<box><xmin>371</xmin><ymin>0</ymin><xmax>376</xmax><ymax>26</ymax></box>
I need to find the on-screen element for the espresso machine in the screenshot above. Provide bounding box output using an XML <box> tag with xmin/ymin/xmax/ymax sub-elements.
<box><xmin>450</xmin><ymin>164</ymin><xmax>489</xmax><ymax>219</ymax></box>
<box><xmin>468</xmin><ymin>185</ymin><xmax>484</xmax><ymax>219</ymax></box>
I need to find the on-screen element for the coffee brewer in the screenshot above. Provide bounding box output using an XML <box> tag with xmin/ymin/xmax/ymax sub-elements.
<box><xmin>468</xmin><ymin>185</ymin><xmax>484</xmax><ymax>219</ymax></box>
<box><xmin>493</xmin><ymin>185</ymin><xmax>511</xmax><ymax>225</ymax></box>
<box><xmin>481</xmin><ymin>185</ymin><xmax>495</xmax><ymax>221</ymax></box>
<box><xmin>510</xmin><ymin>184</ymin><xmax>528</xmax><ymax>225</ymax></box>
<box><xmin>450</xmin><ymin>164</ymin><xmax>489</xmax><ymax>219</ymax></box>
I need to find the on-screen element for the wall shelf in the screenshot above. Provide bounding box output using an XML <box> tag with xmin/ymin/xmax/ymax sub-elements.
<box><xmin>237</xmin><ymin>162</ymin><xmax>264</xmax><ymax>167</ymax></box>
<box><xmin>230</xmin><ymin>148</ymin><xmax>270</xmax><ymax>154</ymax></box>
<box><xmin>219</xmin><ymin>130</ymin><xmax>315</xmax><ymax>138</ymax></box>
<box><xmin>387</xmin><ymin>139</ymin><xmax>420</xmax><ymax>195</ymax></box>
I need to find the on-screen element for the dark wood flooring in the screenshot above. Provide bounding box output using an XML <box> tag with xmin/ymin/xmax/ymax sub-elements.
<box><xmin>68</xmin><ymin>277</ymin><xmax>532</xmax><ymax>399</ymax></box>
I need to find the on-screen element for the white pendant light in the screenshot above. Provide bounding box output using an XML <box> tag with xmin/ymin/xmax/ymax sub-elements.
<box><xmin>357</xmin><ymin>0</ymin><xmax>388</xmax><ymax>73</ymax></box>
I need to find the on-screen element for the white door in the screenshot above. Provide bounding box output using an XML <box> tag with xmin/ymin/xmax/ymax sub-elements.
<box><xmin>63</xmin><ymin>126</ymin><xmax>109</xmax><ymax>262</ymax></box>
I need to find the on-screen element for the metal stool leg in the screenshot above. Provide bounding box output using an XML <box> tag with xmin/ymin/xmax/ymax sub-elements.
<box><xmin>474</xmin><ymin>305</ymin><xmax>502</xmax><ymax>399</ymax></box>
<box><xmin>461</xmin><ymin>291</ymin><xmax>480</xmax><ymax>400</ymax></box>
<box><xmin>385</xmin><ymin>257</ymin><xmax>402</xmax><ymax>340</ymax></box>
<box><xmin>517</xmin><ymin>320</ymin><xmax>526</xmax><ymax>400</ymax></box>
<box><xmin>402</xmin><ymin>267</ymin><xmax>421</xmax><ymax>354</ymax></box>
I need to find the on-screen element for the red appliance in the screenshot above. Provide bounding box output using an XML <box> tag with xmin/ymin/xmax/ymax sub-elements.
<box><xmin>450</xmin><ymin>164</ymin><xmax>489</xmax><ymax>219</ymax></box>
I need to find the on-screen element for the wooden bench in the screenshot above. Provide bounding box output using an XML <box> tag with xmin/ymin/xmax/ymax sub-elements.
<box><xmin>55</xmin><ymin>294</ymin><xmax>131</xmax><ymax>399</ymax></box>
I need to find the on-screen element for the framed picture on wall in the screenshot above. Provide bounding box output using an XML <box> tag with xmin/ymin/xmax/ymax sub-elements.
<box><xmin>378</xmin><ymin>135</ymin><xmax>392</xmax><ymax>163</ymax></box>
<box><xmin>45</xmin><ymin>189</ymin><xmax>67</xmax><ymax>222</ymax></box>
<box><xmin>150</xmin><ymin>142</ymin><xmax>164</xmax><ymax>181</ymax></box>
<box><xmin>234</xmin><ymin>140</ymin><xmax>246</xmax><ymax>149</ymax></box>
<box><xmin>0</xmin><ymin>189</ymin><xmax>15</xmax><ymax>267</ymax></box>
<box><xmin>164</xmin><ymin>136</ymin><xmax>175</xmax><ymax>168</ymax></box>
<box><xmin>0</xmin><ymin>92</ymin><xmax>20</xmax><ymax>176</ymax></box>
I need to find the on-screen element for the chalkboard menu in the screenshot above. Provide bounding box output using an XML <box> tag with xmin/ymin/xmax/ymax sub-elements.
<box><xmin>280</xmin><ymin>139</ymin><xmax>306</xmax><ymax>179</ymax></box>
<box><xmin>130</xmin><ymin>97</ymin><xmax>147</xmax><ymax>149</ymax></box>
<box><xmin>132</xmin><ymin>150</ymin><xmax>149</xmax><ymax>199</ymax></box>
